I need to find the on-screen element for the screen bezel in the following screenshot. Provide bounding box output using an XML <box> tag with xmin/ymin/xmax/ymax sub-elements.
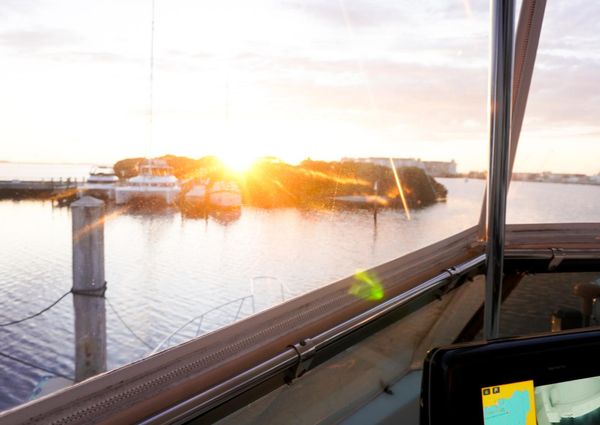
<box><xmin>421</xmin><ymin>329</ymin><xmax>600</xmax><ymax>425</ymax></box>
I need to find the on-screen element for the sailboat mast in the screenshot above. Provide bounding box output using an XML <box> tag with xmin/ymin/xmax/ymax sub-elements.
<box><xmin>147</xmin><ymin>0</ymin><xmax>156</xmax><ymax>160</ymax></box>
<box><xmin>484</xmin><ymin>0</ymin><xmax>514</xmax><ymax>340</ymax></box>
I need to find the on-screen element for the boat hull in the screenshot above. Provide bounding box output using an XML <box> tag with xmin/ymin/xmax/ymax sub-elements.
<box><xmin>78</xmin><ymin>185</ymin><xmax>116</xmax><ymax>201</ymax></box>
<box><xmin>209</xmin><ymin>190</ymin><xmax>242</xmax><ymax>210</ymax></box>
<box><xmin>115</xmin><ymin>187</ymin><xmax>179</xmax><ymax>206</ymax></box>
<box><xmin>181</xmin><ymin>184</ymin><xmax>209</xmax><ymax>216</ymax></box>
<box><xmin>181</xmin><ymin>195</ymin><xmax>208</xmax><ymax>216</ymax></box>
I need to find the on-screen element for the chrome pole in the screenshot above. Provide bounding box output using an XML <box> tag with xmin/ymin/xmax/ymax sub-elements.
<box><xmin>484</xmin><ymin>0</ymin><xmax>514</xmax><ymax>340</ymax></box>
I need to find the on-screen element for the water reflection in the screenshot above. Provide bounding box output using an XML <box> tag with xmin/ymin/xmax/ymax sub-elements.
<box><xmin>181</xmin><ymin>208</ymin><xmax>208</xmax><ymax>220</ymax></box>
<box><xmin>209</xmin><ymin>209</ymin><xmax>242</xmax><ymax>225</ymax></box>
<box><xmin>4</xmin><ymin>179</ymin><xmax>600</xmax><ymax>410</ymax></box>
<box><xmin>181</xmin><ymin>206</ymin><xmax>242</xmax><ymax>224</ymax></box>
<box><xmin>120</xmin><ymin>203</ymin><xmax>179</xmax><ymax>217</ymax></box>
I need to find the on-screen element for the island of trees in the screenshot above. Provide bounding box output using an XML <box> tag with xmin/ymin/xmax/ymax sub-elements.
<box><xmin>113</xmin><ymin>155</ymin><xmax>447</xmax><ymax>210</ymax></box>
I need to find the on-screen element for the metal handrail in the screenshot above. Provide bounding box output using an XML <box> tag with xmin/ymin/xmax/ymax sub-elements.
<box><xmin>506</xmin><ymin>248</ymin><xmax>600</xmax><ymax>260</ymax></box>
<box><xmin>141</xmin><ymin>247</ymin><xmax>600</xmax><ymax>424</ymax></box>
<box><xmin>141</xmin><ymin>254</ymin><xmax>486</xmax><ymax>424</ymax></box>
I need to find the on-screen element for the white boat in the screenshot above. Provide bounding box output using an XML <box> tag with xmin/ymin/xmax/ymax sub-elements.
<box><xmin>181</xmin><ymin>179</ymin><xmax>209</xmax><ymax>215</ymax></box>
<box><xmin>78</xmin><ymin>166</ymin><xmax>119</xmax><ymax>201</ymax></box>
<box><xmin>114</xmin><ymin>159</ymin><xmax>180</xmax><ymax>206</ymax></box>
<box><xmin>208</xmin><ymin>181</ymin><xmax>242</xmax><ymax>209</ymax></box>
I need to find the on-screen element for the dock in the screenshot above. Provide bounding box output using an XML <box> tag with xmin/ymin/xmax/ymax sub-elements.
<box><xmin>0</xmin><ymin>179</ymin><xmax>80</xmax><ymax>204</ymax></box>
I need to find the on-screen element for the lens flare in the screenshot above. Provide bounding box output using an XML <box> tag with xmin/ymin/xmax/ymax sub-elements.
<box><xmin>295</xmin><ymin>167</ymin><xmax>370</xmax><ymax>187</ymax></box>
<box><xmin>389</xmin><ymin>158</ymin><xmax>411</xmax><ymax>220</ymax></box>
<box><xmin>349</xmin><ymin>270</ymin><xmax>384</xmax><ymax>301</ymax></box>
<box><xmin>73</xmin><ymin>206</ymin><xmax>129</xmax><ymax>242</ymax></box>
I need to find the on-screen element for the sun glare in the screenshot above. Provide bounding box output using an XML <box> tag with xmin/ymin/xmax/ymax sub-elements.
<box><xmin>219</xmin><ymin>153</ymin><xmax>257</xmax><ymax>174</ymax></box>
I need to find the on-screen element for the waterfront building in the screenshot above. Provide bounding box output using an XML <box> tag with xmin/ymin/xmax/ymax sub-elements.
<box><xmin>343</xmin><ymin>157</ymin><xmax>458</xmax><ymax>177</ymax></box>
<box><xmin>512</xmin><ymin>172</ymin><xmax>541</xmax><ymax>181</ymax></box>
<box><xmin>423</xmin><ymin>160</ymin><xmax>458</xmax><ymax>177</ymax></box>
<box><xmin>343</xmin><ymin>157</ymin><xmax>426</xmax><ymax>170</ymax></box>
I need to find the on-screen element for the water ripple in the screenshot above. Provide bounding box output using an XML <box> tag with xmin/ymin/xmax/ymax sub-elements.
<box><xmin>2</xmin><ymin>179</ymin><xmax>600</xmax><ymax>410</ymax></box>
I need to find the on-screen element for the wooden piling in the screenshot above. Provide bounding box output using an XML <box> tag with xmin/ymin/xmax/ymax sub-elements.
<box><xmin>71</xmin><ymin>196</ymin><xmax>107</xmax><ymax>382</ymax></box>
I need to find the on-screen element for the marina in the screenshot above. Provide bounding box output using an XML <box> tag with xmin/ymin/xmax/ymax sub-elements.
<box><xmin>1</xmin><ymin>176</ymin><xmax>599</xmax><ymax>410</ymax></box>
<box><xmin>2</xmin><ymin>0</ymin><xmax>600</xmax><ymax>421</ymax></box>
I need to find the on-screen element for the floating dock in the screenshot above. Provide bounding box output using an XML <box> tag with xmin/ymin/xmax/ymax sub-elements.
<box><xmin>0</xmin><ymin>180</ymin><xmax>80</xmax><ymax>204</ymax></box>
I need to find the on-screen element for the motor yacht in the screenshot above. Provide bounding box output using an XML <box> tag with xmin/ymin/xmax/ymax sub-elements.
<box><xmin>78</xmin><ymin>166</ymin><xmax>119</xmax><ymax>201</ymax></box>
<box><xmin>115</xmin><ymin>159</ymin><xmax>180</xmax><ymax>206</ymax></box>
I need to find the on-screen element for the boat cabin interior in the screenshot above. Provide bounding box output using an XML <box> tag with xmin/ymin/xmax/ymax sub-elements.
<box><xmin>2</xmin><ymin>0</ymin><xmax>600</xmax><ymax>424</ymax></box>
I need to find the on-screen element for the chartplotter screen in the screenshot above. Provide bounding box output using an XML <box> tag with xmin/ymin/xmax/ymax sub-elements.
<box><xmin>421</xmin><ymin>330</ymin><xmax>600</xmax><ymax>425</ymax></box>
<box><xmin>481</xmin><ymin>376</ymin><xmax>600</xmax><ymax>425</ymax></box>
<box><xmin>481</xmin><ymin>380</ymin><xmax>536</xmax><ymax>425</ymax></box>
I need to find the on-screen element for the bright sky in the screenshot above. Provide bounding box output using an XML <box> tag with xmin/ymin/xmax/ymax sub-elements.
<box><xmin>0</xmin><ymin>0</ymin><xmax>598</xmax><ymax>173</ymax></box>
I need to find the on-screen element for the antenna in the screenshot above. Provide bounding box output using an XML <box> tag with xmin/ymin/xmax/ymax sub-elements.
<box><xmin>147</xmin><ymin>0</ymin><xmax>156</xmax><ymax>160</ymax></box>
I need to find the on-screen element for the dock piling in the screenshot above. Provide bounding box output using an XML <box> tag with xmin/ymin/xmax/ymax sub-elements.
<box><xmin>71</xmin><ymin>196</ymin><xmax>107</xmax><ymax>382</ymax></box>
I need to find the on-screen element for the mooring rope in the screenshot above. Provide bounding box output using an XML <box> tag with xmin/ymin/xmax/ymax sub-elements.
<box><xmin>0</xmin><ymin>282</ymin><xmax>108</xmax><ymax>327</ymax></box>
<box><xmin>105</xmin><ymin>296</ymin><xmax>153</xmax><ymax>350</ymax></box>
<box><xmin>0</xmin><ymin>351</ymin><xmax>74</xmax><ymax>381</ymax></box>
<box><xmin>0</xmin><ymin>283</ymin><xmax>151</xmax><ymax>350</ymax></box>
<box><xmin>0</xmin><ymin>290</ymin><xmax>72</xmax><ymax>327</ymax></box>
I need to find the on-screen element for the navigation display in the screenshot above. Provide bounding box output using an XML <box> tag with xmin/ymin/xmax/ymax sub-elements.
<box><xmin>481</xmin><ymin>380</ymin><xmax>536</xmax><ymax>425</ymax></box>
<box><xmin>421</xmin><ymin>330</ymin><xmax>600</xmax><ymax>425</ymax></box>
<box><xmin>482</xmin><ymin>377</ymin><xmax>600</xmax><ymax>425</ymax></box>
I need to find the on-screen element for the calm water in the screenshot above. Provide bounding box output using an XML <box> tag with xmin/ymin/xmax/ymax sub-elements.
<box><xmin>0</xmin><ymin>162</ymin><xmax>91</xmax><ymax>181</ymax></box>
<box><xmin>1</xmin><ymin>167</ymin><xmax>599</xmax><ymax>410</ymax></box>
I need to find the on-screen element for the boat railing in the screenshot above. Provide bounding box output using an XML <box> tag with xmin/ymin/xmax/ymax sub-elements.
<box><xmin>150</xmin><ymin>276</ymin><xmax>289</xmax><ymax>356</ymax></box>
<box><xmin>149</xmin><ymin>295</ymin><xmax>256</xmax><ymax>356</ymax></box>
<box><xmin>250</xmin><ymin>275</ymin><xmax>290</xmax><ymax>309</ymax></box>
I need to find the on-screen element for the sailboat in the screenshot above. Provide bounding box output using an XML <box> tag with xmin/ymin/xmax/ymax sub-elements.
<box><xmin>3</xmin><ymin>1</ymin><xmax>600</xmax><ymax>424</ymax></box>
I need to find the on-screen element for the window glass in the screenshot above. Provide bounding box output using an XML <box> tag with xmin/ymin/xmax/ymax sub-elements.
<box><xmin>499</xmin><ymin>272</ymin><xmax>600</xmax><ymax>338</ymax></box>
<box><xmin>0</xmin><ymin>0</ymin><xmax>488</xmax><ymax>410</ymax></box>
<box><xmin>508</xmin><ymin>1</ymin><xmax>600</xmax><ymax>224</ymax></box>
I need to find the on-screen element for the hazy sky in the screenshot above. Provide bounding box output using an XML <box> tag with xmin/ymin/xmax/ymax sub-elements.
<box><xmin>0</xmin><ymin>0</ymin><xmax>598</xmax><ymax>173</ymax></box>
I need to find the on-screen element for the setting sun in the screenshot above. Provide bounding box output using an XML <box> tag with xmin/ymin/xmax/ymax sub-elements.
<box><xmin>218</xmin><ymin>152</ymin><xmax>258</xmax><ymax>174</ymax></box>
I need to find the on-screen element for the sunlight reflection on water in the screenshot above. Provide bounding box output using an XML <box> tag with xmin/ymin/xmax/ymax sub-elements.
<box><xmin>0</xmin><ymin>178</ymin><xmax>599</xmax><ymax>409</ymax></box>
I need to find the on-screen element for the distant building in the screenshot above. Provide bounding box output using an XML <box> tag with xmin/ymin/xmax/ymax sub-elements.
<box><xmin>342</xmin><ymin>157</ymin><xmax>458</xmax><ymax>177</ymax></box>
<box><xmin>541</xmin><ymin>172</ymin><xmax>588</xmax><ymax>184</ymax></box>
<box><xmin>423</xmin><ymin>160</ymin><xmax>458</xmax><ymax>177</ymax></box>
<box><xmin>467</xmin><ymin>171</ymin><xmax>487</xmax><ymax>179</ymax></box>
<box><xmin>565</xmin><ymin>174</ymin><xmax>588</xmax><ymax>184</ymax></box>
<box><xmin>512</xmin><ymin>172</ymin><xmax>541</xmax><ymax>181</ymax></box>
<box><xmin>342</xmin><ymin>157</ymin><xmax>426</xmax><ymax>170</ymax></box>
